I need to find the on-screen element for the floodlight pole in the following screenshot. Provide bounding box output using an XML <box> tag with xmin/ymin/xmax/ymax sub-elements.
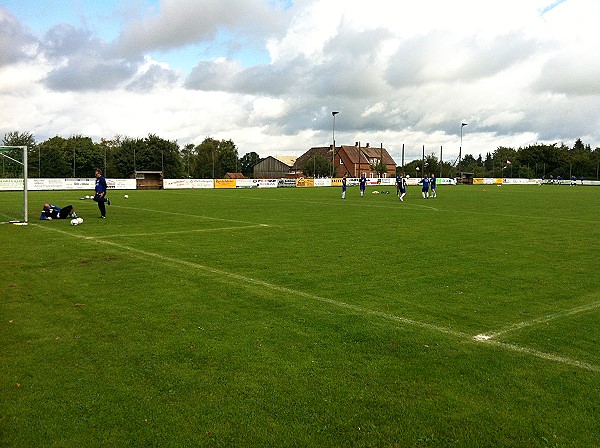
<box><xmin>440</xmin><ymin>145</ymin><xmax>443</xmax><ymax>178</ymax></box>
<box><xmin>331</xmin><ymin>111</ymin><xmax>339</xmax><ymax>177</ymax></box>
<box><xmin>460</xmin><ymin>123</ymin><xmax>467</xmax><ymax>166</ymax></box>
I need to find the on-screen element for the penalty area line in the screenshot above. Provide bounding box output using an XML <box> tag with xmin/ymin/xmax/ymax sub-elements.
<box><xmin>96</xmin><ymin>224</ymin><xmax>270</xmax><ymax>239</ymax></box>
<box><xmin>475</xmin><ymin>299</ymin><xmax>600</xmax><ymax>340</ymax></box>
<box><xmin>478</xmin><ymin>339</ymin><xmax>600</xmax><ymax>374</ymax></box>
<box><xmin>113</xmin><ymin>204</ymin><xmax>268</xmax><ymax>226</ymax></box>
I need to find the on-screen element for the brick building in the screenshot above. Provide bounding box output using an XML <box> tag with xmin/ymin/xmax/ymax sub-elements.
<box><xmin>294</xmin><ymin>143</ymin><xmax>396</xmax><ymax>178</ymax></box>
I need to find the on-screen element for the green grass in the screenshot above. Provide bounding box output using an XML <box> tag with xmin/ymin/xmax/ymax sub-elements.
<box><xmin>1</xmin><ymin>184</ymin><xmax>599</xmax><ymax>447</ymax></box>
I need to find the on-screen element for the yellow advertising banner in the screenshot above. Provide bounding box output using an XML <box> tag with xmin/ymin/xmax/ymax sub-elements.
<box><xmin>214</xmin><ymin>179</ymin><xmax>237</xmax><ymax>189</ymax></box>
<box><xmin>473</xmin><ymin>178</ymin><xmax>503</xmax><ymax>185</ymax></box>
<box><xmin>295</xmin><ymin>178</ymin><xmax>314</xmax><ymax>188</ymax></box>
<box><xmin>331</xmin><ymin>178</ymin><xmax>343</xmax><ymax>187</ymax></box>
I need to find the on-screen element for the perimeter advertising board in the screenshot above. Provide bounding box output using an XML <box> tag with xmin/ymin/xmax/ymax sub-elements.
<box><xmin>0</xmin><ymin>178</ymin><xmax>136</xmax><ymax>191</ymax></box>
<box><xmin>295</xmin><ymin>178</ymin><xmax>314</xmax><ymax>187</ymax></box>
<box><xmin>214</xmin><ymin>179</ymin><xmax>236</xmax><ymax>189</ymax></box>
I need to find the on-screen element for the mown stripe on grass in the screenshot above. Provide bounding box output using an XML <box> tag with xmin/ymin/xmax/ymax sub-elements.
<box><xmin>34</xmin><ymin>223</ymin><xmax>600</xmax><ymax>374</ymax></box>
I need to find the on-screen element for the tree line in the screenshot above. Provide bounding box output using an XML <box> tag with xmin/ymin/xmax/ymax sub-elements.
<box><xmin>399</xmin><ymin>139</ymin><xmax>600</xmax><ymax>180</ymax></box>
<box><xmin>1</xmin><ymin>131</ymin><xmax>261</xmax><ymax>179</ymax></box>
<box><xmin>2</xmin><ymin>131</ymin><xmax>599</xmax><ymax>180</ymax></box>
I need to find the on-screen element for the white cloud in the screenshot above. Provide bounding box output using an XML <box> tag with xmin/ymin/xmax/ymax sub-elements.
<box><xmin>1</xmin><ymin>0</ymin><xmax>599</xmax><ymax>161</ymax></box>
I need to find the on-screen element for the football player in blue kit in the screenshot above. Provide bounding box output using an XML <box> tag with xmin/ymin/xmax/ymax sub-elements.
<box><xmin>359</xmin><ymin>174</ymin><xmax>367</xmax><ymax>197</ymax></box>
<box><xmin>430</xmin><ymin>174</ymin><xmax>437</xmax><ymax>198</ymax></box>
<box><xmin>94</xmin><ymin>169</ymin><xmax>111</xmax><ymax>218</ymax></box>
<box><xmin>396</xmin><ymin>174</ymin><xmax>407</xmax><ymax>201</ymax></box>
<box><xmin>420</xmin><ymin>175</ymin><xmax>430</xmax><ymax>199</ymax></box>
<box><xmin>39</xmin><ymin>203</ymin><xmax>78</xmax><ymax>220</ymax></box>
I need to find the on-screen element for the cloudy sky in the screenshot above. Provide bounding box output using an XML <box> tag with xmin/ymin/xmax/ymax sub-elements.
<box><xmin>1</xmin><ymin>0</ymin><xmax>599</xmax><ymax>162</ymax></box>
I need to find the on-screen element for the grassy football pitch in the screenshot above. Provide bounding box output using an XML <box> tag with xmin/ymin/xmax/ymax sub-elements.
<box><xmin>1</xmin><ymin>184</ymin><xmax>599</xmax><ymax>447</ymax></box>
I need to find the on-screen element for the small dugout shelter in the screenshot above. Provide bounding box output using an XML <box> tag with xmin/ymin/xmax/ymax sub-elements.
<box><xmin>134</xmin><ymin>170</ymin><xmax>163</xmax><ymax>189</ymax></box>
<box><xmin>457</xmin><ymin>172</ymin><xmax>475</xmax><ymax>184</ymax></box>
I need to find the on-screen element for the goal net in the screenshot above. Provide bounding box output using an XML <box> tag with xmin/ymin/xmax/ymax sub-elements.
<box><xmin>0</xmin><ymin>146</ymin><xmax>28</xmax><ymax>225</ymax></box>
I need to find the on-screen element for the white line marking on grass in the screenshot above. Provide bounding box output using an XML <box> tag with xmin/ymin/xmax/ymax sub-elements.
<box><xmin>476</xmin><ymin>300</ymin><xmax>600</xmax><ymax>340</ymax></box>
<box><xmin>114</xmin><ymin>205</ymin><xmax>268</xmax><ymax>226</ymax></box>
<box><xmin>477</xmin><ymin>339</ymin><xmax>600</xmax><ymax>373</ymax></box>
<box><xmin>98</xmin><ymin>224</ymin><xmax>270</xmax><ymax>239</ymax></box>
<box><xmin>32</xmin><ymin>223</ymin><xmax>600</xmax><ymax>374</ymax></box>
<box><xmin>408</xmin><ymin>203</ymin><xmax>440</xmax><ymax>211</ymax></box>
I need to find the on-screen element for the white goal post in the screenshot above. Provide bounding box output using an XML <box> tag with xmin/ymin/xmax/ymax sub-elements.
<box><xmin>0</xmin><ymin>146</ymin><xmax>28</xmax><ymax>224</ymax></box>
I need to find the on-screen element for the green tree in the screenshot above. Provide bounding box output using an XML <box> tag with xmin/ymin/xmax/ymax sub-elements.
<box><xmin>458</xmin><ymin>154</ymin><xmax>477</xmax><ymax>171</ymax></box>
<box><xmin>240</xmin><ymin>152</ymin><xmax>261</xmax><ymax>177</ymax></box>
<box><xmin>146</xmin><ymin>134</ymin><xmax>184</xmax><ymax>178</ymax></box>
<box><xmin>109</xmin><ymin>135</ymin><xmax>183</xmax><ymax>178</ymax></box>
<box><xmin>218</xmin><ymin>139</ymin><xmax>239</xmax><ymax>177</ymax></box>
<box><xmin>484</xmin><ymin>153</ymin><xmax>493</xmax><ymax>173</ymax></box>
<box><xmin>423</xmin><ymin>154</ymin><xmax>439</xmax><ymax>176</ymax></box>
<box><xmin>36</xmin><ymin>136</ymin><xmax>71</xmax><ymax>178</ymax></box>
<box><xmin>67</xmin><ymin>135</ymin><xmax>100</xmax><ymax>178</ymax></box>
<box><xmin>181</xmin><ymin>143</ymin><xmax>195</xmax><ymax>177</ymax></box>
<box><xmin>192</xmin><ymin>137</ymin><xmax>238</xmax><ymax>179</ymax></box>
<box><xmin>99</xmin><ymin>135</ymin><xmax>124</xmax><ymax>178</ymax></box>
<box><xmin>303</xmin><ymin>153</ymin><xmax>330</xmax><ymax>177</ymax></box>
<box><xmin>3</xmin><ymin>131</ymin><xmax>36</xmax><ymax>148</ymax></box>
<box><xmin>111</xmin><ymin>137</ymin><xmax>141</xmax><ymax>178</ymax></box>
<box><xmin>193</xmin><ymin>137</ymin><xmax>219</xmax><ymax>178</ymax></box>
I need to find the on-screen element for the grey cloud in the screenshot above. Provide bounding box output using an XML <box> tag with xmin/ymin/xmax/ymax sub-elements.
<box><xmin>185</xmin><ymin>27</ymin><xmax>392</xmax><ymax>99</ymax></box>
<box><xmin>535</xmin><ymin>54</ymin><xmax>600</xmax><ymax>96</ymax></box>
<box><xmin>114</xmin><ymin>0</ymin><xmax>291</xmax><ymax>57</ymax></box>
<box><xmin>185</xmin><ymin>54</ymin><xmax>312</xmax><ymax>95</ymax></box>
<box><xmin>126</xmin><ymin>64</ymin><xmax>181</xmax><ymax>92</ymax></box>
<box><xmin>43</xmin><ymin>56</ymin><xmax>137</xmax><ymax>91</ymax></box>
<box><xmin>184</xmin><ymin>59</ymin><xmax>242</xmax><ymax>91</ymax></box>
<box><xmin>0</xmin><ymin>8</ymin><xmax>38</xmax><ymax>67</ymax></box>
<box><xmin>527</xmin><ymin>97</ymin><xmax>600</xmax><ymax>141</ymax></box>
<box><xmin>386</xmin><ymin>31</ymin><xmax>543</xmax><ymax>87</ymax></box>
<box><xmin>40</xmin><ymin>23</ymin><xmax>97</xmax><ymax>59</ymax></box>
<box><xmin>39</xmin><ymin>23</ymin><xmax>140</xmax><ymax>91</ymax></box>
